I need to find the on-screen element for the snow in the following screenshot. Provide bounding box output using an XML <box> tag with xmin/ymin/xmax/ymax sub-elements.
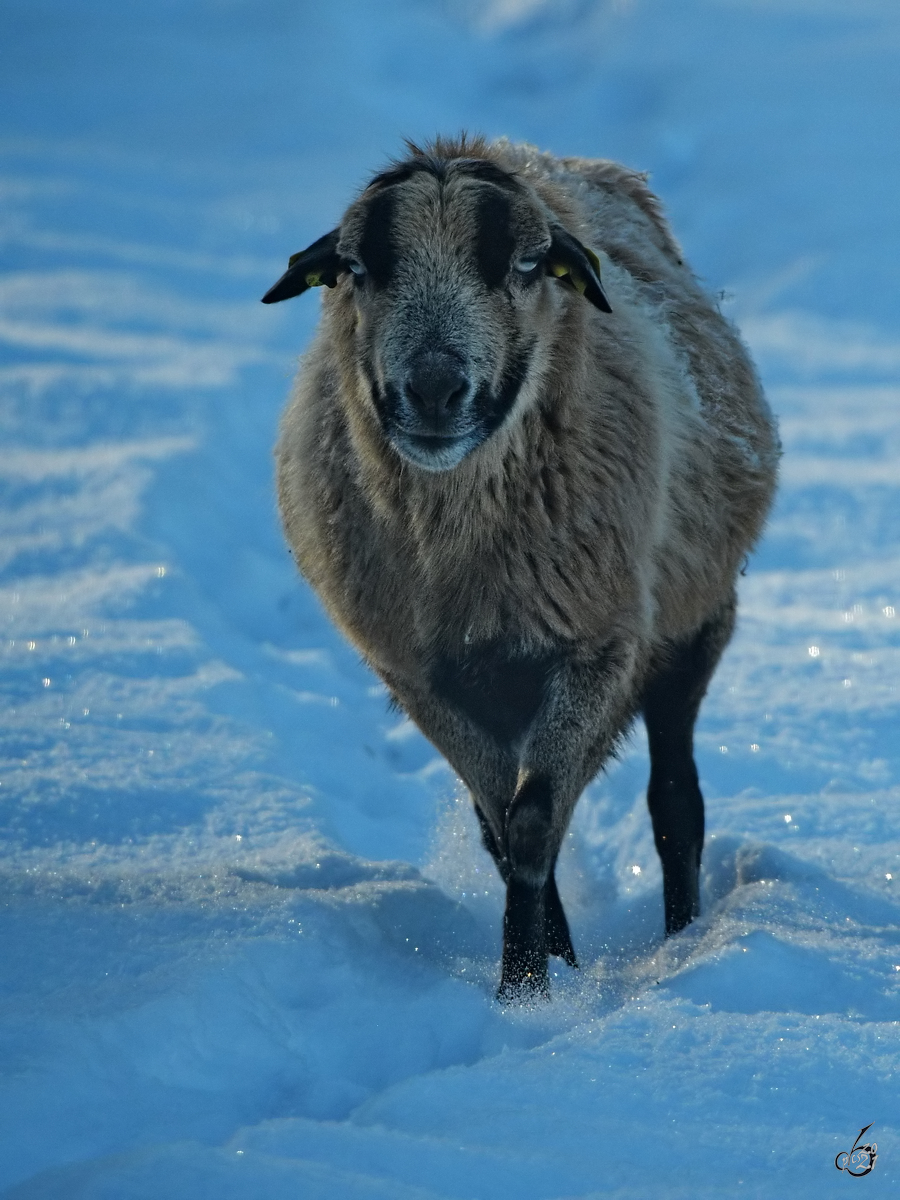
<box><xmin>1</xmin><ymin>0</ymin><xmax>899</xmax><ymax>1195</ymax></box>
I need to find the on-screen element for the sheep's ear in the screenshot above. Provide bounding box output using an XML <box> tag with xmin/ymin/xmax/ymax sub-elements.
<box><xmin>547</xmin><ymin>228</ymin><xmax>612</xmax><ymax>313</ymax></box>
<box><xmin>262</xmin><ymin>230</ymin><xmax>342</xmax><ymax>304</ymax></box>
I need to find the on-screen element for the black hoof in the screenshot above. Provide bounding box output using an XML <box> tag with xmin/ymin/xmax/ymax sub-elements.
<box><xmin>496</xmin><ymin>966</ymin><xmax>551</xmax><ymax>1006</ymax></box>
<box><xmin>551</xmin><ymin>942</ymin><xmax>579</xmax><ymax>969</ymax></box>
<box><xmin>664</xmin><ymin>906</ymin><xmax>697</xmax><ymax>937</ymax></box>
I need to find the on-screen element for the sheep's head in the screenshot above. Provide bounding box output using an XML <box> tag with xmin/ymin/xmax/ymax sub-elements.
<box><xmin>263</xmin><ymin>147</ymin><xmax>610</xmax><ymax>472</ymax></box>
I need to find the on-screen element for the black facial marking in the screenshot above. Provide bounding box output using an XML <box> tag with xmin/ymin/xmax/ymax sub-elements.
<box><xmin>478</xmin><ymin>344</ymin><xmax>533</xmax><ymax>437</ymax></box>
<box><xmin>367</xmin><ymin>160</ymin><xmax>441</xmax><ymax>192</ymax></box>
<box><xmin>367</xmin><ymin>156</ymin><xmax>520</xmax><ymax>195</ymax></box>
<box><xmin>453</xmin><ymin>159</ymin><xmax>521</xmax><ymax>192</ymax></box>
<box><xmin>365</xmin><ymin>368</ymin><xmax>398</xmax><ymax>428</ymax></box>
<box><xmin>475</xmin><ymin>187</ymin><xmax>516</xmax><ymax>289</ymax></box>
<box><xmin>430</xmin><ymin>642</ymin><xmax>560</xmax><ymax>748</ymax></box>
<box><xmin>359</xmin><ymin>188</ymin><xmax>397</xmax><ymax>288</ymax></box>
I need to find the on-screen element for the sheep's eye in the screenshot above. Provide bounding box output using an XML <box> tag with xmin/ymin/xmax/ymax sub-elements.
<box><xmin>514</xmin><ymin>256</ymin><xmax>542</xmax><ymax>275</ymax></box>
<box><xmin>346</xmin><ymin>259</ymin><xmax>366</xmax><ymax>277</ymax></box>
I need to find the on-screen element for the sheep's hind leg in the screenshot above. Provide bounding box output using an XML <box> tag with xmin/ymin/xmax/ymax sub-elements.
<box><xmin>642</xmin><ymin>602</ymin><xmax>735</xmax><ymax>935</ymax></box>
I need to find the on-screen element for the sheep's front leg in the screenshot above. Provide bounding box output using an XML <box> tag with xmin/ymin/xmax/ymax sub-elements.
<box><xmin>498</xmin><ymin>647</ymin><xmax>639</xmax><ymax>1003</ymax></box>
<box><xmin>498</xmin><ymin>774</ymin><xmax>555</xmax><ymax>1000</ymax></box>
<box><xmin>476</xmin><ymin>805</ymin><xmax>576</xmax><ymax>974</ymax></box>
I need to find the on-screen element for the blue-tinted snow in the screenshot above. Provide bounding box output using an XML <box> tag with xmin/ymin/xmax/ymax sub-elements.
<box><xmin>1</xmin><ymin>0</ymin><xmax>899</xmax><ymax>1195</ymax></box>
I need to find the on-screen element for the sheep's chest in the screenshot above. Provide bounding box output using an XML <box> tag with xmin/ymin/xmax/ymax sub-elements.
<box><xmin>428</xmin><ymin>641</ymin><xmax>561</xmax><ymax>751</ymax></box>
<box><xmin>403</xmin><ymin>505</ymin><xmax>635</xmax><ymax>658</ymax></box>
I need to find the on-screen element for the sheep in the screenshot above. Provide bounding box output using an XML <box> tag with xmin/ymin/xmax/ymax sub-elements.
<box><xmin>263</xmin><ymin>134</ymin><xmax>779</xmax><ymax>1002</ymax></box>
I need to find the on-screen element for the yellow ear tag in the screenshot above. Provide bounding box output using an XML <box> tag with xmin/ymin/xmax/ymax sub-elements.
<box><xmin>550</xmin><ymin>260</ymin><xmax>587</xmax><ymax>295</ymax></box>
<box><xmin>284</xmin><ymin>252</ymin><xmax>326</xmax><ymax>289</ymax></box>
<box><xmin>585</xmin><ymin>246</ymin><xmax>602</xmax><ymax>276</ymax></box>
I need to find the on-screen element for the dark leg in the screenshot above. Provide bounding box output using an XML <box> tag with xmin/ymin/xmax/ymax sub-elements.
<box><xmin>497</xmin><ymin>773</ymin><xmax>554</xmax><ymax>1001</ymax></box>
<box><xmin>642</xmin><ymin>601</ymin><xmax>735</xmax><ymax>935</ymax></box>
<box><xmin>498</xmin><ymin>879</ymin><xmax>550</xmax><ymax>1002</ymax></box>
<box><xmin>496</xmin><ymin>878</ymin><xmax>577</xmax><ymax>1001</ymax></box>
<box><xmin>545</xmin><ymin>865</ymin><xmax>577</xmax><ymax>967</ymax></box>
<box><xmin>496</xmin><ymin>648</ymin><xmax>639</xmax><ymax>1002</ymax></box>
<box><xmin>496</xmin><ymin>873</ymin><xmax>577</xmax><ymax>1002</ymax></box>
<box><xmin>392</xmin><ymin>646</ymin><xmax>637</xmax><ymax>1002</ymax></box>
<box><xmin>479</xmin><ymin>802</ymin><xmax>576</xmax><ymax>979</ymax></box>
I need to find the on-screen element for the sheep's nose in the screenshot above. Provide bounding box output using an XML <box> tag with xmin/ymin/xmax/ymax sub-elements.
<box><xmin>404</xmin><ymin>354</ymin><xmax>470</xmax><ymax>419</ymax></box>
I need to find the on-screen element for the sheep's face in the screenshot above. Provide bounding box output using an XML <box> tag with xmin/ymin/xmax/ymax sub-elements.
<box><xmin>263</xmin><ymin>155</ymin><xmax>610</xmax><ymax>472</ymax></box>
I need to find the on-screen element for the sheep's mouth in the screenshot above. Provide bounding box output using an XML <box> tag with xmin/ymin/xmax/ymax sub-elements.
<box><xmin>391</xmin><ymin>429</ymin><xmax>480</xmax><ymax>472</ymax></box>
<box><xmin>371</xmin><ymin>362</ymin><xmax>532</xmax><ymax>473</ymax></box>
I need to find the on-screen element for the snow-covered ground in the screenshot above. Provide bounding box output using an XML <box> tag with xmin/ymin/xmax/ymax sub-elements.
<box><xmin>1</xmin><ymin>1</ymin><xmax>899</xmax><ymax>1195</ymax></box>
